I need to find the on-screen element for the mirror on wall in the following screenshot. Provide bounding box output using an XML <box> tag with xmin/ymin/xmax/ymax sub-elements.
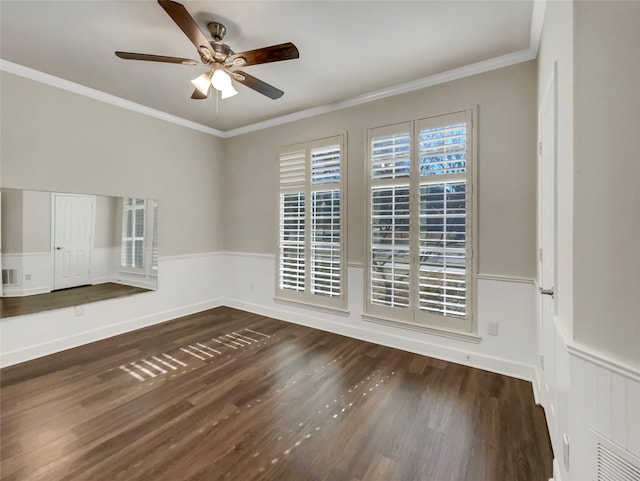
<box><xmin>0</xmin><ymin>188</ymin><xmax>158</xmax><ymax>318</ymax></box>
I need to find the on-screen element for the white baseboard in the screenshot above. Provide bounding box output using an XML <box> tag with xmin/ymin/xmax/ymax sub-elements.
<box><xmin>91</xmin><ymin>276</ymin><xmax>117</xmax><ymax>285</ymax></box>
<box><xmin>0</xmin><ymin>298</ymin><xmax>223</xmax><ymax>367</ymax></box>
<box><xmin>552</xmin><ymin>458</ymin><xmax>562</xmax><ymax>481</ymax></box>
<box><xmin>222</xmin><ymin>297</ymin><xmax>537</xmax><ymax>384</ymax></box>
<box><xmin>2</xmin><ymin>285</ymin><xmax>51</xmax><ymax>297</ymax></box>
<box><xmin>532</xmin><ymin>365</ymin><xmax>542</xmax><ymax>405</ymax></box>
<box><xmin>113</xmin><ymin>277</ymin><xmax>157</xmax><ymax>290</ymax></box>
<box><xmin>2</xmin><ymin>291</ymin><xmax>538</xmax><ymax>387</ymax></box>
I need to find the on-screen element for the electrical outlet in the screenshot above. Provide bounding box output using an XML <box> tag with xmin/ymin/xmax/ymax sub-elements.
<box><xmin>75</xmin><ymin>305</ymin><xmax>85</xmax><ymax>316</ymax></box>
<box><xmin>250</xmin><ymin>282</ymin><xmax>255</xmax><ymax>291</ymax></box>
<box><xmin>25</xmin><ymin>273</ymin><xmax>31</xmax><ymax>281</ymax></box>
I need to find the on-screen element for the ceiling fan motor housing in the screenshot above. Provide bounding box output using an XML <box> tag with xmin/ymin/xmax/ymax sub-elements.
<box><xmin>207</xmin><ymin>22</ymin><xmax>227</xmax><ymax>42</ymax></box>
<box><xmin>210</xmin><ymin>42</ymin><xmax>233</xmax><ymax>62</ymax></box>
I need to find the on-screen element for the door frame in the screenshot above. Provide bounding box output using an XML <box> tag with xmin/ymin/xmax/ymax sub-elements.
<box><xmin>50</xmin><ymin>192</ymin><xmax>96</xmax><ymax>291</ymax></box>
<box><xmin>537</xmin><ymin>61</ymin><xmax>558</xmax><ymax>418</ymax></box>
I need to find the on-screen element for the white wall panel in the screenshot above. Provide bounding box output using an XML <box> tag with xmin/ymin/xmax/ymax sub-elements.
<box><xmin>551</xmin><ymin>318</ymin><xmax>640</xmax><ymax>481</ymax></box>
<box><xmin>627</xmin><ymin>380</ymin><xmax>640</xmax><ymax>454</ymax></box>
<box><xmin>1</xmin><ymin>252</ymin><xmax>51</xmax><ymax>296</ymax></box>
<box><xmin>610</xmin><ymin>372</ymin><xmax>627</xmax><ymax>448</ymax></box>
<box><xmin>596</xmin><ymin>367</ymin><xmax>613</xmax><ymax>440</ymax></box>
<box><xmin>91</xmin><ymin>246</ymin><xmax>118</xmax><ymax>284</ymax></box>
<box><xmin>0</xmin><ymin>253</ymin><xmax>226</xmax><ymax>367</ymax></box>
<box><xmin>222</xmin><ymin>252</ymin><xmax>538</xmax><ymax>382</ymax></box>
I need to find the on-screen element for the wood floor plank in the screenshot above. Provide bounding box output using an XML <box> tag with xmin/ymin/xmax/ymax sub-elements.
<box><xmin>0</xmin><ymin>307</ymin><xmax>553</xmax><ymax>480</ymax></box>
<box><xmin>0</xmin><ymin>283</ymin><xmax>151</xmax><ymax>318</ymax></box>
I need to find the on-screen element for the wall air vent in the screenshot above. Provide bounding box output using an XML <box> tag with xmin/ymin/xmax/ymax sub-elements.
<box><xmin>2</xmin><ymin>268</ymin><xmax>18</xmax><ymax>286</ymax></box>
<box><xmin>593</xmin><ymin>430</ymin><xmax>640</xmax><ymax>481</ymax></box>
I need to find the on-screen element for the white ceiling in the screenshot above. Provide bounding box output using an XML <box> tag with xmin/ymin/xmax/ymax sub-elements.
<box><xmin>0</xmin><ymin>1</ymin><xmax>537</xmax><ymax>133</ymax></box>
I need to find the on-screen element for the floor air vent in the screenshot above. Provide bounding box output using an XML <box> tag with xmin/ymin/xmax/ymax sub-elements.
<box><xmin>2</xmin><ymin>268</ymin><xmax>18</xmax><ymax>286</ymax></box>
<box><xmin>594</xmin><ymin>431</ymin><xmax>640</xmax><ymax>481</ymax></box>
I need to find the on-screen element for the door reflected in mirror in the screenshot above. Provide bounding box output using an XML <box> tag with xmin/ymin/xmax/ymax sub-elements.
<box><xmin>0</xmin><ymin>188</ymin><xmax>158</xmax><ymax>318</ymax></box>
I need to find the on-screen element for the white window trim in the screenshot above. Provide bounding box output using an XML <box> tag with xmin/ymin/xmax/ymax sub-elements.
<box><xmin>364</xmin><ymin>108</ymin><xmax>478</xmax><ymax>335</ymax></box>
<box><xmin>275</xmin><ymin>133</ymin><xmax>348</xmax><ymax>311</ymax></box>
<box><xmin>362</xmin><ymin>313</ymin><xmax>482</xmax><ymax>343</ymax></box>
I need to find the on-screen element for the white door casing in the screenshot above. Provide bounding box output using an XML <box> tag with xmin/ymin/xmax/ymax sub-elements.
<box><xmin>52</xmin><ymin>194</ymin><xmax>95</xmax><ymax>290</ymax></box>
<box><xmin>538</xmin><ymin>64</ymin><xmax>559</xmax><ymax>449</ymax></box>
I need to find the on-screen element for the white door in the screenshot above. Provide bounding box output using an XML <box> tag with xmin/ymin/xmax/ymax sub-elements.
<box><xmin>538</xmin><ymin>66</ymin><xmax>557</xmax><ymax>424</ymax></box>
<box><xmin>53</xmin><ymin>194</ymin><xmax>94</xmax><ymax>290</ymax></box>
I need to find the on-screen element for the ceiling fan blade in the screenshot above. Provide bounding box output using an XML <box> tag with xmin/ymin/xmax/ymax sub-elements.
<box><xmin>115</xmin><ymin>51</ymin><xmax>200</xmax><ymax>65</ymax></box>
<box><xmin>231</xmin><ymin>70</ymin><xmax>284</xmax><ymax>100</ymax></box>
<box><xmin>157</xmin><ymin>0</ymin><xmax>213</xmax><ymax>59</ymax></box>
<box><xmin>229</xmin><ymin>42</ymin><xmax>299</xmax><ymax>67</ymax></box>
<box><xmin>191</xmin><ymin>87</ymin><xmax>209</xmax><ymax>99</ymax></box>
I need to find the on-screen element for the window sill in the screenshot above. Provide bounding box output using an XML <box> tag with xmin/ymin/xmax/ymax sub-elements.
<box><xmin>118</xmin><ymin>269</ymin><xmax>146</xmax><ymax>277</ymax></box>
<box><xmin>361</xmin><ymin>314</ymin><xmax>482</xmax><ymax>343</ymax></box>
<box><xmin>273</xmin><ymin>297</ymin><xmax>350</xmax><ymax>317</ymax></box>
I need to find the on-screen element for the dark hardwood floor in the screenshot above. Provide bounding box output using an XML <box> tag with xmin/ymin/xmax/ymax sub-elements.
<box><xmin>0</xmin><ymin>283</ymin><xmax>151</xmax><ymax>318</ymax></box>
<box><xmin>0</xmin><ymin>307</ymin><xmax>553</xmax><ymax>480</ymax></box>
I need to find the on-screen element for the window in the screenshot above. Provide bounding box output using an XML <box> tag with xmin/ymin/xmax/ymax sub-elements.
<box><xmin>120</xmin><ymin>197</ymin><xmax>159</xmax><ymax>276</ymax></box>
<box><xmin>121</xmin><ymin>197</ymin><xmax>146</xmax><ymax>270</ymax></box>
<box><xmin>150</xmin><ymin>200</ymin><xmax>158</xmax><ymax>274</ymax></box>
<box><xmin>366</xmin><ymin>110</ymin><xmax>476</xmax><ymax>334</ymax></box>
<box><xmin>277</xmin><ymin>134</ymin><xmax>346</xmax><ymax>310</ymax></box>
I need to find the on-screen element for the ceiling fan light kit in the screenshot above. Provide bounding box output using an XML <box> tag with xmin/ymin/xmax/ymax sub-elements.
<box><xmin>115</xmin><ymin>0</ymin><xmax>299</xmax><ymax>102</ymax></box>
<box><xmin>210</xmin><ymin>69</ymin><xmax>238</xmax><ymax>98</ymax></box>
<box><xmin>220</xmin><ymin>84</ymin><xmax>238</xmax><ymax>100</ymax></box>
<box><xmin>191</xmin><ymin>71</ymin><xmax>212</xmax><ymax>95</ymax></box>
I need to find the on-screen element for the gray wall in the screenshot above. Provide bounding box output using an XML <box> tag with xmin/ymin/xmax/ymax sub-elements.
<box><xmin>21</xmin><ymin>189</ymin><xmax>50</xmax><ymax>253</ymax></box>
<box><xmin>572</xmin><ymin>1</ymin><xmax>640</xmax><ymax>369</ymax></box>
<box><xmin>224</xmin><ymin>61</ymin><xmax>538</xmax><ymax>279</ymax></box>
<box><xmin>0</xmin><ymin>71</ymin><xmax>225</xmax><ymax>256</ymax></box>
<box><xmin>94</xmin><ymin>195</ymin><xmax>119</xmax><ymax>249</ymax></box>
<box><xmin>0</xmin><ymin>188</ymin><xmax>23</xmax><ymax>253</ymax></box>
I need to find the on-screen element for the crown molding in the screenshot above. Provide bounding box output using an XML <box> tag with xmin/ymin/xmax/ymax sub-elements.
<box><xmin>529</xmin><ymin>0</ymin><xmax>547</xmax><ymax>56</ymax></box>
<box><xmin>1</xmin><ymin>47</ymin><xmax>535</xmax><ymax>140</ymax></box>
<box><xmin>222</xmin><ymin>48</ymin><xmax>536</xmax><ymax>138</ymax></box>
<box><xmin>1</xmin><ymin>0</ymin><xmax>546</xmax><ymax>139</ymax></box>
<box><xmin>0</xmin><ymin>59</ymin><xmax>224</xmax><ymax>138</ymax></box>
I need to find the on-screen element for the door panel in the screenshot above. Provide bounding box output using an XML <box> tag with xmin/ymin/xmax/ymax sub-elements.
<box><xmin>53</xmin><ymin>194</ymin><xmax>94</xmax><ymax>290</ymax></box>
<box><xmin>538</xmin><ymin>64</ymin><xmax>558</xmax><ymax>447</ymax></box>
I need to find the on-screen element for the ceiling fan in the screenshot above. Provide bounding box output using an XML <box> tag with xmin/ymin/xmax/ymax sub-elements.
<box><xmin>115</xmin><ymin>0</ymin><xmax>299</xmax><ymax>100</ymax></box>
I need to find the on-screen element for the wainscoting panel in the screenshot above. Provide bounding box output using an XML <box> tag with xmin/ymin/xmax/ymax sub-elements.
<box><xmin>0</xmin><ymin>252</ymin><xmax>226</xmax><ymax>367</ymax></box>
<box><xmin>566</xmin><ymin>347</ymin><xmax>640</xmax><ymax>481</ymax></box>
<box><xmin>221</xmin><ymin>252</ymin><xmax>539</xmax><ymax>383</ymax></box>
<box><xmin>91</xmin><ymin>246</ymin><xmax>119</xmax><ymax>284</ymax></box>
<box><xmin>1</xmin><ymin>252</ymin><xmax>51</xmax><ymax>296</ymax></box>
<box><xmin>541</xmin><ymin>312</ymin><xmax>640</xmax><ymax>481</ymax></box>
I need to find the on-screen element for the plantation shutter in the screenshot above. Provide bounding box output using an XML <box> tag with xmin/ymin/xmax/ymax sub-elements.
<box><xmin>366</xmin><ymin>111</ymin><xmax>474</xmax><ymax>334</ymax></box>
<box><xmin>368</xmin><ymin>122</ymin><xmax>413</xmax><ymax>312</ymax></box>
<box><xmin>121</xmin><ymin>197</ymin><xmax>146</xmax><ymax>270</ymax></box>
<box><xmin>277</xmin><ymin>135</ymin><xmax>346</xmax><ymax>310</ymax></box>
<box><xmin>279</xmin><ymin>145</ymin><xmax>307</xmax><ymax>292</ymax></box>
<box><xmin>150</xmin><ymin>200</ymin><xmax>159</xmax><ymax>274</ymax></box>
<box><xmin>416</xmin><ymin>113</ymin><xmax>469</xmax><ymax>326</ymax></box>
<box><xmin>310</xmin><ymin>140</ymin><xmax>342</xmax><ymax>298</ymax></box>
